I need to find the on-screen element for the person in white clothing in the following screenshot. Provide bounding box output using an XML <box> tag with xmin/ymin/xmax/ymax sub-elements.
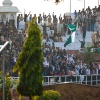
<box><xmin>86</xmin><ymin>68</ymin><xmax>91</xmax><ymax>75</ymax></box>
<box><xmin>69</xmin><ymin>55</ymin><xmax>74</xmax><ymax>64</ymax></box>
<box><xmin>13</xmin><ymin>56</ymin><xmax>17</xmax><ymax>64</ymax></box>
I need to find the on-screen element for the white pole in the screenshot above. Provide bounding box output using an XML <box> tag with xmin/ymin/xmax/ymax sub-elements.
<box><xmin>0</xmin><ymin>41</ymin><xmax>9</xmax><ymax>52</ymax></box>
<box><xmin>0</xmin><ymin>41</ymin><xmax>9</xmax><ymax>100</ymax></box>
<box><xmin>70</xmin><ymin>0</ymin><xmax>71</xmax><ymax>15</ymax></box>
<box><xmin>2</xmin><ymin>51</ymin><xmax>5</xmax><ymax>100</ymax></box>
<box><xmin>84</xmin><ymin>0</ymin><xmax>85</xmax><ymax>10</ymax></box>
<box><xmin>98</xmin><ymin>0</ymin><xmax>99</xmax><ymax>7</ymax></box>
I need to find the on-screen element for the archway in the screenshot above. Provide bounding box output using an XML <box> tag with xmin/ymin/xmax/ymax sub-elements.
<box><xmin>10</xmin><ymin>14</ymin><xmax>14</xmax><ymax>20</ymax></box>
<box><xmin>9</xmin><ymin>14</ymin><xmax>15</xmax><ymax>27</ymax></box>
<box><xmin>1</xmin><ymin>14</ymin><xmax>6</xmax><ymax>24</ymax></box>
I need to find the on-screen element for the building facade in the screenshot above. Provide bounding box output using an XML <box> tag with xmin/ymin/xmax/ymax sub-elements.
<box><xmin>0</xmin><ymin>0</ymin><xmax>20</xmax><ymax>28</ymax></box>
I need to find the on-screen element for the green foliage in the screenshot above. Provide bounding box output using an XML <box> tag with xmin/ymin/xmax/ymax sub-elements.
<box><xmin>13</xmin><ymin>19</ymin><xmax>43</xmax><ymax>97</ymax></box>
<box><xmin>0</xmin><ymin>71</ymin><xmax>13</xmax><ymax>89</ymax></box>
<box><xmin>83</xmin><ymin>46</ymin><xmax>95</xmax><ymax>64</ymax></box>
<box><xmin>0</xmin><ymin>71</ymin><xmax>18</xmax><ymax>99</ymax></box>
<box><xmin>0</xmin><ymin>88</ymin><xmax>12</xmax><ymax>100</ymax></box>
<box><xmin>34</xmin><ymin>90</ymin><xmax>61</xmax><ymax>100</ymax></box>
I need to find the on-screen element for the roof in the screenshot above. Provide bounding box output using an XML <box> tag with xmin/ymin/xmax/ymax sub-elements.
<box><xmin>2</xmin><ymin>0</ymin><xmax>13</xmax><ymax>6</ymax></box>
<box><xmin>0</xmin><ymin>6</ymin><xmax>20</xmax><ymax>13</ymax></box>
<box><xmin>0</xmin><ymin>0</ymin><xmax>20</xmax><ymax>13</ymax></box>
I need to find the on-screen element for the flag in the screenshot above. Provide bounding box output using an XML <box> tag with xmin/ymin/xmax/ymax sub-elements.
<box><xmin>66</xmin><ymin>24</ymin><xmax>76</xmax><ymax>33</ymax></box>
<box><xmin>64</xmin><ymin>24</ymin><xmax>76</xmax><ymax>47</ymax></box>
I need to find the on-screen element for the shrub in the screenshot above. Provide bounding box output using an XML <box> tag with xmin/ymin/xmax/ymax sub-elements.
<box><xmin>0</xmin><ymin>71</ymin><xmax>13</xmax><ymax>99</ymax></box>
<box><xmin>34</xmin><ymin>90</ymin><xmax>61</xmax><ymax>100</ymax></box>
<box><xmin>0</xmin><ymin>71</ymin><xmax>19</xmax><ymax>99</ymax></box>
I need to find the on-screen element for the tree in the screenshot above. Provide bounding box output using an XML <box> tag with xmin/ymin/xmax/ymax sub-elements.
<box><xmin>13</xmin><ymin>19</ymin><xmax>43</xmax><ymax>100</ymax></box>
<box><xmin>83</xmin><ymin>45</ymin><xmax>95</xmax><ymax>64</ymax></box>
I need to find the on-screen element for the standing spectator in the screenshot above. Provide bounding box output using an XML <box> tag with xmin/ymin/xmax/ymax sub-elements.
<box><xmin>78</xmin><ymin>10</ymin><xmax>81</xmax><ymax>16</ymax></box>
<box><xmin>24</xmin><ymin>10</ymin><xmax>31</xmax><ymax>22</ymax></box>
<box><xmin>33</xmin><ymin>14</ymin><xmax>37</xmax><ymax>23</ymax></box>
<box><xmin>59</xmin><ymin>14</ymin><xmax>62</xmax><ymax>23</ymax></box>
<box><xmin>38</xmin><ymin>14</ymin><xmax>42</xmax><ymax>24</ymax></box>
<box><xmin>91</xmin><ymin>15</ymin><xmax>96</xmax><ymax>31</ymax></box>
<box><xmin>94</xmin><ymin>19</ymin><xmax>99</xmax><ymax>31</ymax></box>
<box><xmin>52</xmin><ymin>12</ymin><xmax>55</xmax><ymax>24</ymax></box>
<box><xmin>48</xmin><ymin>13</ymin><xmax>52</xmax><ymax>27</ymax></box>
<box><xmin>74</xmin><ymin>10</ymin><xmax>77</xmax><ymax>19</ymax></box>
<box><xmin>49</xmin><ymin>31</ymin><xmax>54</xmax><ymax>41</ymax></box>
<box><xmin>29</xmin><ymin>14</ymin><xmax>32</xmax><ymax>21</ymax></box>
<box><xmin>98</xmin><ymin>64</ymin><xmax>100</xmax><ymax>74</ymax></box>
<box><xmin>59</xmin><ymin>16</ymin><xmax>63</xmax><ymax>33</ymax></box>
<box><xmin>68</xmin><ymin>16</ymin><xmax>72</xmax><ymax>24</ymax></box>
<box><xmin>86</xmin><ymin>67</ymin><xmax>91</xmax><ymax>75</ymax></box>
<box><xmin>87</xmin><ymin>16</ymin><xmax>91</xmax><ymax>31</ymax></box>
<box><xmin>24</xmin><ymin>10</ymin><xmax>31</xmax><ymax>29</ymax></box>
<box><xmin>53</xmin><ymin>15</ymin><xmax>58</xmax><ymax>33</ymax></box>
<box><xmin>20</xmin><ymin>14</ymin><xmax>24</xmax><ymax>21</ymax></box>
<box><xmin>82</xmin><ymin>22</ymin><xmax>87</xmax><ymax>41</ymax></box>
<box><xmin>43</xmin><ymin>13</ymin><xmax>48</xmax><ymax>25</ymax></box>
<box><xmin>17</xmin><ymin>14</ymin><xmax>20</xmax><ymax>29</ymax></box>
<box><xmin>97</xmin><ymin>5</ymin><xmax>100</xmax><ymax>12</ymax></box>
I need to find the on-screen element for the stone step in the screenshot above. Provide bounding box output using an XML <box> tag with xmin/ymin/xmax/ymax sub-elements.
<box><xmin>51</xmin><ymin>31</ymin><xmax>93</xmax><ymax>50</ymax></box>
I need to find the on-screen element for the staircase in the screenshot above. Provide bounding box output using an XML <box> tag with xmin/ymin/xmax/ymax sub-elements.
<box><xmin>49</xmin><ymin>31</ymin><xmax>93</xmax><ymax>50</ymax></box>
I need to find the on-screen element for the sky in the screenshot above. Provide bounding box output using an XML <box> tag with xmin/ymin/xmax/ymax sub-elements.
<box><xmin>0</xmin><ymin>0</ymin><xmax>99</xmax><ymax>16</ymax></box>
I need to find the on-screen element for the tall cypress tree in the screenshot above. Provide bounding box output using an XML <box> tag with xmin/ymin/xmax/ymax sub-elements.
<box><xmin>13</xmin><ymin>19</ymin><xmax>43</xmax><ymax>99</ymax></box>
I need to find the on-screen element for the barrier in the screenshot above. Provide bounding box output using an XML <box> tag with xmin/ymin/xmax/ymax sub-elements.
<box><xmin>79</xmin><ymin>48</ymin><xmax>98</xmax><ymax>53</ymax></box>
<box><xmin>11</xmin><ymin>74</ymin><xmax>100</xmax><ymax>86</ymax></box>
<box><xmin>42</xmin><ymin>74</ymin><xmax>100</xmax><ymax>86</ymax></box>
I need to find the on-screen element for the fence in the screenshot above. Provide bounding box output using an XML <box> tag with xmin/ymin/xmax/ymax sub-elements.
<box><xmin>11</xmin><ymin>74</ymin><xmax>100</xmax><ymax>86</ymax></box>
<box><xmin>42</xmin><ymin>74</ymin><xmax>100</xmax><ymax>86</ymax></box>
<box><xmin>79</xmin><ymin>48</ymin><xmax>99</xmax><ymax>53</ymax></box>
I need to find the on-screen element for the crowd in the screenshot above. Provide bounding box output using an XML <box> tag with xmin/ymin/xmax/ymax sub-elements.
<box><xmin>42</xmin><ymin>43</ymin><xmax>100</xmax><ymax>77</ymax></box>
<box><xmin>0</xmin><ymin>21</ymin><xmax>25</xmax><ymax>76</ymax></box>
<box><xmin>17</xmin><ymin>5</ymin><xmax>100</xmax><ymax>43</ymax></box>
<box><xmin>0</xmin><ymin>5</ymin><xmax>100</xmax><ymax>77</ymax></box>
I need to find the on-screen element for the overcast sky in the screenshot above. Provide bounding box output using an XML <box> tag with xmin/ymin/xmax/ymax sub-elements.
<box><xmin>0</xmin><ymin>0</ymin><xmax>99</xmax><ymax>16</ymax></box>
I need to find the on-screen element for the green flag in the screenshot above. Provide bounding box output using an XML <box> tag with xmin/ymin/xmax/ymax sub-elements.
<box><xmin>66</xmin><ymin>24</ymin><xmax>76</xmax><ymax>32</ymax></box>
<box><xmin>64</xmin><ymin>24</ymin><xmax>76</xmax><ymax>47</ymax></box>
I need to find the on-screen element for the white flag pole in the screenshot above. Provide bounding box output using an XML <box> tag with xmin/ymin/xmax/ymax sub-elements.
<box><xmin>98</xmin><ymin>0</ymin><xmax>99</xmax><ymax>7</ymax></box>
<box><xmin>84</xmin><ymin>0</ymin><xmax>85</xmax><ymax>10</ymax></box>
<box><xmin>70</xmin><ymin>0</ymin><xmax>71</xmax><ymax>15</ymax></box>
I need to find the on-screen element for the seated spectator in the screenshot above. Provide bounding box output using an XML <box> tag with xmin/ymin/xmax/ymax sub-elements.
<box><xmin>42</xmin><ymin>36</ymin><xmax>46</xmax><ymax>45</ymax></box>
<box><xmin>94</xmin><ymin>19</ymin><xmax>99</xmax><ymax>31</ymax></box>
<box><xmin>58</xmin><ymin>36</ymin><xmax>62</xmax><ymax>42</ymax></box>
<box><xmin>54</xmin><ymin>36</ymin><xmax>59</xmax><ymax>42</ymax></box>
<box><xmin>49</xmin><ymin>31</ymin><xmax>54</xmax><ymax>40</ymax></box>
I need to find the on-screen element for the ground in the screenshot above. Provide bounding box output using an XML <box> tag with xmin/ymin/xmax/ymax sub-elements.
<box><xmin>11</xmin><ymin>83</ymin><xmax>100</xmax><ymax>100</ymax></box>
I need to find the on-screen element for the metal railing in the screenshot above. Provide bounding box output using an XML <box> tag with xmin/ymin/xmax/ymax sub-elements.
<box><xmin>42</xmin><ymin>74</ymin><xmax>100</xmax><ymax>86</ymax></box>
<box><xmin>7</xmin><ymin>74</ymin><xmax>100</xmax><ymax>86</ymax></box>
<box><xmin>79</xmin><ymin>48</ymin><xmax>99</xmax><ymax>53</ymax></box>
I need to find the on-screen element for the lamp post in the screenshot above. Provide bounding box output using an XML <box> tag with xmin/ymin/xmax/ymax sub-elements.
<box><xmin>98</xmin><ymin>0</ymin><xmax>99</xmax><ymax>7</ymax></box>
<box><xmin>9</xmin><ymin>39</ymin><xmax>12</xmax><ymax>76</ymax></box>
